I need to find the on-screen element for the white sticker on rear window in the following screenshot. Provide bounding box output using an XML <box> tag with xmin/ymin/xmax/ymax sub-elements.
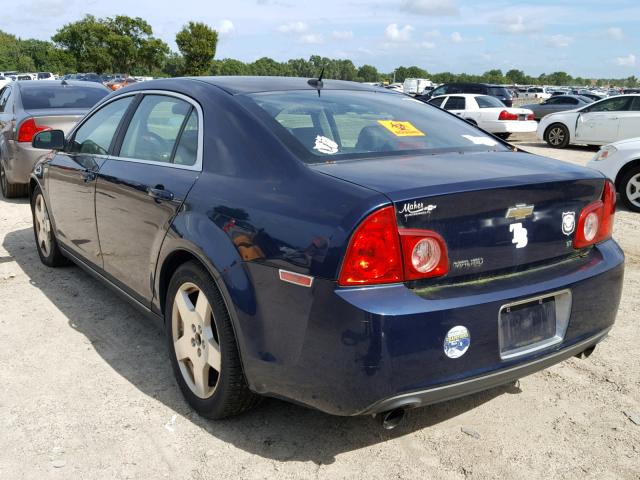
<box><xmin>313</xmin><ymin>135</ymin><xmax>339</xmax><ymax>155</ymax></box>
<box><xmin>462</xmin><ymin>135</ymin><xmax>498</xmax><ymax>146</ymax></box>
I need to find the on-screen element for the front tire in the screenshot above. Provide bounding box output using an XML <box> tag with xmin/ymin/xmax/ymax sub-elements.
<box><xmin>166</xmin><ymin>261</ymin><xmax>260</xmax><ymax>419</ymax></box>
<box><xmin>31</xmin><ymin>186</ymin><xmax>68</xmax><ymax>267</ymax></box>
<box><xmin>544</xmin><ymin>124</ymin><xmax>570</xmax><ymax>148</ymax></box>
<box><xmin>0</xmin><ymin>162</ymin><xmax>28</xmax><ymax>198</ymax></box>
<box><xmin>620</xmin><ymin>167</ymin><xmax>640</xmax><ymax>213</ymax></box>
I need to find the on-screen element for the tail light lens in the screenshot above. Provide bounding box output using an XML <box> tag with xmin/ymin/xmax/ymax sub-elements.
<box><xmin>498</xmin><ymin>110</ymin><xmax>518</xmax><ymax>121</ymax></box>
<box><xmin>17</xmin><ymin>118</ymin><xmax>51</xmax><ymax>143</ymax></box>
<box><xmin>574</xmin><ymin>180</ymin><xmax>616</xmax><ymax>249</ymax></box>
<box><xmin>527</xmin><ymin>113</ymin><xmax>535</xmax><ymax>121</ymax></box>
<box><xmin>338</xmin><ymin>207</ymin><xmax>449</xmax><ymax>286</ymax></box>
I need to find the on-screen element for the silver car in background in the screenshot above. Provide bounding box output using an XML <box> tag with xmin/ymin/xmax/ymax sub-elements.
<box><xmin>0</xmin><ymin>80</ymin><xmax>109</xmax><ymax>197</ymax></box>
<box><xmin>521</xmin><ymin>94</ymin><xmax>593</xmax><ymax>120</ymax></box>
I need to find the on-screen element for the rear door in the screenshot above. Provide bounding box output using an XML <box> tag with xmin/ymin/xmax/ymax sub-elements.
<box><xmin>46</xmin><ymin>96</ymin><xmax>135</xmax><ymax>267</ymax></box>
<box><xmin>618</xmin><ymin>96</ymin><xmax>640</xmax><ymax>140</ymax></box>
<box><xmin>575</xmin><ymin>96</ymin><xmax>632</xmax><ymax>143</ymax></box>
<box><xmin>95</xmin><ymin>92</ymin><xmax>201</xmax><ymax>304</ymax></box>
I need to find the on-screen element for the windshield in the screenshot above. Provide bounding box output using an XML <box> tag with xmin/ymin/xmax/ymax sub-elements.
<box><xmin>21</xmin><ymin>85</ymin><xmax>108</xmax><ymax>110</ymax></box>
<box><xmin>488</xmin><ymin>87</ymin><xmax>510</xmax><ymax>98</ymax></box>
<box><xmin>243</xmin><ymin>90</ymin><xmax>508</xmax><ymax>163</ymax></box>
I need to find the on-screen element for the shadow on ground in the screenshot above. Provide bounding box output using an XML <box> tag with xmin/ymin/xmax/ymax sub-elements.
<box><xmin>4</xmin><ymin>227</ymin><xmax>519</xmax><ymax>464</ymax></box>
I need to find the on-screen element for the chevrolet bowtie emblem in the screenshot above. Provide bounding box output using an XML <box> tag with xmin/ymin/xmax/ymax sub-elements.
<box><xmin>506</xmin><ymin>204</ymin><xmax>534</xmax><ymax>220</ymax></box>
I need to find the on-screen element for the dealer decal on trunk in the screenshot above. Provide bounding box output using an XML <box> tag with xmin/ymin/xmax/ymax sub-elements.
<box><xmin>398</xmin><ymin>201</ymin><xmax>437</xmax><ymax>220</ymax></box>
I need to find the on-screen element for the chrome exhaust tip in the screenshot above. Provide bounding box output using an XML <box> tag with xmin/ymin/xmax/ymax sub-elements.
<box><xmin>379</xmin><ymin>408</ymin><xmax>406</xmax><ymax>430</ymax></box>
<box><xmin>575</xmin><ymin>345</ymin><xmax>596</xmax><ymax>359</ymax></box>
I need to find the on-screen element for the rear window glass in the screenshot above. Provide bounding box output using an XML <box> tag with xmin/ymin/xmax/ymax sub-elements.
<box><xmin>20</xmin><ymin>85</ymin><xmax>108</xmax><ymax>110</ymax></box>
<box><xmin>242</xmin><ymin>90</ymin><xmax>507</xmax><ymax>163</ymax></box>
<box><xmin>476</xmin><ymin>95</ymin><xmax>505</xmax><ymax>108</ymax></box>
<box><xmin>488</xmin><ymin>87</ymin><xmax>510</xmax><ymax>97</ymax></box>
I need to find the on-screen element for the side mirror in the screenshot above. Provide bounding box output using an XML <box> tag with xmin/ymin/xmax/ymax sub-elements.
<box><xmin>32</xmin><ymin>130</ymin><xmax>65</xmax><ymax>150</ymax></box>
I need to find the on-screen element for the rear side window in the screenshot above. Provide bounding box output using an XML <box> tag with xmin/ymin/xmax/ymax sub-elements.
<box><xmin>589</xmin><ymin>97</ymin><xmax>633</xmax><ymax>113</ymax></box>
<box><xmin>70</xmin><ymin>96</ymin><xmax>133</xmax><ymax>155</ymax></box>
<box><xmin>120</xmin><ymin>95</ymin><xmax>196</xmax><ymax>164</ymax></box>
<box><xmin>173</xmin><ymin>110</ymin><xmax>199</xmax><ymax>166</ymax></box>
<box><xmin>444</xmin><ymin>96</ymin><xmax>466</xmax><ymax>110</ymax></box>
<box><xmin>488</xmin><ymin>87</ymin><xmax>510</xmax><ymax>97</ymax></box>
<box><xmin>476</xmin><ymin>95</ymin><xmax>505</xmax><ymax>108</ymax></box>
<box><xmin>0</xmin><ymin>87</ymin><xmax>11</xmax><ymax>112</ymax></box>
<box><xmin>20</xmin><ymin>86</ymin><xmax>108</xmax><ymax>110</ymax></box>
<box><xmin>243</xmin><ymin>90</ymin><xmax>507</xmax><ymax>163</ymax></box>
<box><xmin>428</xmin><ymin>97</ymin><xmax>446</xmax><ymax>107</ymax></box>
<box><xmin>630</xmin><ymin>97</ymin><xmax>640</xmax><ymax>111</ymax></box>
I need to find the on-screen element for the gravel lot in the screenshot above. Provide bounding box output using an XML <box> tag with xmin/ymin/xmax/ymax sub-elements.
<box><xmin>1</xmin><ymin>132</ymin><xmax>638</xmax><ymax>480</ymax></box>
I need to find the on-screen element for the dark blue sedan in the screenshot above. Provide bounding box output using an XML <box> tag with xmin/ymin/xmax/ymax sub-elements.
<box><xmin>28</xmin><ymin>77</ymin><xmax>624</xmax><ymax>426</ymax></box>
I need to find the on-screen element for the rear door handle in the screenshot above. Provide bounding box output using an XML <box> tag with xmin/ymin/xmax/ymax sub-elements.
<box><xmin>148</xmin><ymin>186</ymin><xmax>174</xmax><ymax>202</ymax></box>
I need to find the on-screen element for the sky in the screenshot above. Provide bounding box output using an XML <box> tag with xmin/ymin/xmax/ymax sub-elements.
<box><xmin>1</xmin><ymin>0</ymin><xmax>639</xmax><ymax>78</ymax></box>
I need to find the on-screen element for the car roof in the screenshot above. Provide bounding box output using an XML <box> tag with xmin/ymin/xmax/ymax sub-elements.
<box><xmin>191</xmin><ymin>76</ymin><xmax>384</xmax><ymax>95</ymax></box>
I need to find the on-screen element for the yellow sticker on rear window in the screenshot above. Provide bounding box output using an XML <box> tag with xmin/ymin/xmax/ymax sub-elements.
<box><xmin>377</xmin><ymin>120</ymin><xmax>425</xmax><ymax>137</ymax></box>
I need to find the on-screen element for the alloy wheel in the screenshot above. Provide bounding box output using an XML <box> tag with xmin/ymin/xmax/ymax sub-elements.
<box><xmin>171</xmin><ymin>282</ymin><xmax>221</xmax><ymax>399</ymax></box>
<box><xmin>626</xmin><ymin>173</ymin><xmax>640</xmax><ymax>209</ymax></box>
<box><xmin>34</xmin><ymin>194</ymin><xmax>52</xmax><ymax>257</ymax></box>
<box><xmin>548</xmin><ymin>127</ymin><xmax>565</xmax><ymax>146</ymax></box>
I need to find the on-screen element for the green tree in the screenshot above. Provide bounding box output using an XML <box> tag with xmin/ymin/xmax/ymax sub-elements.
<box><xmin>176</xmin><ymin>22</ymin><xmax>218</xmax><ymax>76</ymax></box>
<box><xmin>162</xmin><ymin>52</ymin><xmax>185</xmax><ymax>77</ymax></box>
<box><xmin>357</xmin><ymin>64</ymin><xmax>379</xmax><ymax>82</ymax></box>
<box><xmin>53</xmin><ymin>15</ymin><xmax>112</xmax><ymax>72</ymax></box>
<box><xmin>212</xmin><ymin>58</ymin><xmax>248</xmax><ymax>76</ymax></box>
<box><xmin>505</xmin><ymin>69</ymin><xmax>526</xmax><ymax>85</ymax></box>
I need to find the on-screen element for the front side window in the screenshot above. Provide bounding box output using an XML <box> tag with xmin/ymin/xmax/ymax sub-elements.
<box><xmin>588</xmin><ymin>97</ymin><xmax>633</xmax><ymax>113</ymax></box>
<box><xmin>119</xmin><ymin>95</ymin><xmax>195</xmax><ymax>163</ymax></box>
<box><xmin>242</xmin><ymin>90</ymin><xmax>508</xmax><ymax>163</ymax></box>
<box><xmin>431</xmin><ymin>85</ymin><xmax>448</xmax><ymax>97</ymax></box>
<box><xmin>69</xmin><ymin>96</ymin><xmax>133</xmax><ymax>155</ymax></box>
<box><xmin>428</xmin><ymin>96</ymin><xmax>446</xmax><ymax>107</ymax></box>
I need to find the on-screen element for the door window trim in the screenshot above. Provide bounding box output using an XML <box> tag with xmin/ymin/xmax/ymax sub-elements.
<box><xmin>67</xmin><ymin>89</ymin><xmax>204</xmax><ymax>172</ymax></box>
<box><xmin>108</xmin><ymin>90</ymin><xmax>204</xmax><ymax>172</ymax></box>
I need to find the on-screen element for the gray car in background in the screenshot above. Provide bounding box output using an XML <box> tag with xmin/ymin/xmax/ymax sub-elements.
<box><xmin>521</xmin><ymin>94</ymin><xmax>593</xmax><ymax>121</ymax></box>
<box><xmin>0</xmin><ymin>80</ymin><xmax>109</xmax><ymax>197</ymax></box>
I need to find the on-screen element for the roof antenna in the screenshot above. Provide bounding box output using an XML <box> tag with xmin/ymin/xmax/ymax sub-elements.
<box><xmin>307</xmin><ymin>67</ymin><xmax>325</xmax><ymax>96</ymax></box>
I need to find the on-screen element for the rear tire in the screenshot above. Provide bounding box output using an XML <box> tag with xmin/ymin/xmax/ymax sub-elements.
<box><xmin>619</xmin><ymin>167</ymin><xmax>640</xmax><ymax>213</ymax></box>
<box><xmin>31</xmin><ymin>186</ymin><xmax>69</xmax><ymax>267</ymax></box>
<box><xmin>166</xmin><ymin>261</ymin><xmax>260</xmax><ymax>419</ymax></box>
<box><xmin>544</xmin><ymin>124</ymin><xmax>570</xmax><ymax>148</ymax></box>
<box><xmin>0</xmin><ymin>162</ymin><xmax>28</xmax><ymax>198</ymax></box>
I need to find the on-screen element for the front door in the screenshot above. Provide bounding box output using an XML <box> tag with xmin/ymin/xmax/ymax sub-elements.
<box><xmin>47</xmin><ymin>96</ymin><xmax>135</xmax><ymax>267</ymax></box>
<box><xmin>95</xmin><ymin>93</ymin><xmax>201</xmax><ymax>304</ymax></box>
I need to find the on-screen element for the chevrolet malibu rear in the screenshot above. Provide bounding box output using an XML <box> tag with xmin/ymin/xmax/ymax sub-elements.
<box><xmin>30</xmin><ymin>78</ymin><xmax>624</xmax><ymax>423</ymax></box>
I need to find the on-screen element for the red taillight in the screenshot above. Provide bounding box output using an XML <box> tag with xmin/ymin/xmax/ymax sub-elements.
<box><xmin>574</xmin><ymin>180</ymin><xmax>616</xmax><ymax>249</ymax></box>
<box><xmin>527</xmin><ymin>113</ymin><xmax>535</xmax><ymax>121</ymax></box>
<box><xmin>338</xmin><ymin>206</ymin><xmax>449</xmax><ymax>286</ymax></box>
<box><xmin>399</xmin><ymin>229</ymin><xmax>449</xmax><ymax>280</ymax></box>
<box><xmin>498</xmin><ymin>110</ymin><xmax>518</xmax><ymax>121</ymax></box>
<box><xmin>17</xmin><ymin>118</ymin><xmax>50</xmax><ymax>143</ymax></box>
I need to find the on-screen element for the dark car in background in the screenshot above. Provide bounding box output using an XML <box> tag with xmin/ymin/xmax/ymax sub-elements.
<box><xmin>27</xmin><ymin>77</ymin><xmax>623</xmax><ymax>425</ymax></box>
<box><xmin>425</xmin><ymin>83</ymin><xmax>513</xmax><ymax>107</ymax></box>
<box><xmin>0</xmin><ymin>80</ymin><xmax>109</xmax><ymax>197</ymax></box>
<box><xmin>521</xmin><ymin>94</ymin><xmax>593</xmax><ymax>120</ymax></box>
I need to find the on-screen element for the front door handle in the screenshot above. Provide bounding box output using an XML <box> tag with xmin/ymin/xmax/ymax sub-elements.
<box><xmin>148</xmin><ymin>186</ymin><xmax>174</xmax><ymax>202</ymax></box>
<box><xmin>82</xmin><ymin>171</ymin><xmax>96</xmax><ymax>183</ymax></box>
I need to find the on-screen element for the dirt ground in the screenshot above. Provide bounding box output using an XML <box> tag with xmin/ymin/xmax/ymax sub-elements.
<box><xmin>0</xmin><ymin>132</ymin><xmax>638</xmax><ymax>480</ymax></box>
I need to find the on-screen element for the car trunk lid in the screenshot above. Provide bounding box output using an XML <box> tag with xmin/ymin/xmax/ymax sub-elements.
<box><xmin>312</xmin><ymin>151</ymin><xmax>605</xmax><ymax>280</ymax></box>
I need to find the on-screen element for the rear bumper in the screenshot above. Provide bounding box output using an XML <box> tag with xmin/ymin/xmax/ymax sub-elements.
<box><xmin>5</xmin><ymin>141</ymin><xmax>45</xmax><ymax>184</ymax></box>
<box><xmin>485</xmin><ymin>120</ymin><xmax>537</xmax><ymax>134</ymax></box>
<box><xmin>240</xmin><ymin>240</ymin><xmax>624</xmax><ymax>416</ymax></box>
<box><xmin>358</xmin><ymin>327</ymin><xmax>609</xmax><ymax>415</ymax></box>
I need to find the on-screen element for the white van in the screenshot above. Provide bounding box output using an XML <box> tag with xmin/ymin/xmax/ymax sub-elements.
<box><xmin>403</xmin><ymin>78</ymin><xmax>433</xmax><ymax>95</ymax></box>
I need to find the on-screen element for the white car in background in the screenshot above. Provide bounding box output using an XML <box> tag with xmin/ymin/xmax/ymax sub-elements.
<box><xmin>523</xmin><ymin>87</ymin><xmax>552</xmax><ymax>100</ymax></box>
<box><xmin>587</xmin><ymin>138</ymin><xmax>640</xmax><ymax>212</ymax></box>
<box><xmin>537</xmin><ymin>94</ymin><xmax>640</xmax><ymax>149</ymax></box>
<box><xmin>428</xmin><ymin>94</ymin><xmax>537</xmax><ymax>139</ymax></box>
